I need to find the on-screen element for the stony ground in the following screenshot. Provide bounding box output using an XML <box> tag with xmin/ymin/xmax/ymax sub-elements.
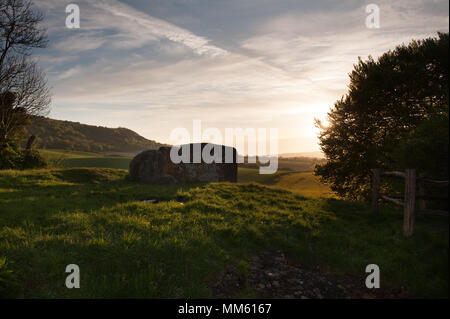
<box><xmin>210</xmin><ymin>251</ymin><xmax>410</xmax><ymax>299</ymax></box>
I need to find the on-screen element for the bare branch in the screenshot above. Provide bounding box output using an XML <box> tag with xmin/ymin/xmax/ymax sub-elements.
<box><xmin>0</xmin><ymin>0</ymin><xmax>50</xmax><ymax>147</ymax></box>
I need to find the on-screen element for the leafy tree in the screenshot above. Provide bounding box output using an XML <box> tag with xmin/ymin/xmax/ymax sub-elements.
<box><xmin>315</xmin><ymin>33</ymin><xmax>449</xmax><ymax>200</ymax></box>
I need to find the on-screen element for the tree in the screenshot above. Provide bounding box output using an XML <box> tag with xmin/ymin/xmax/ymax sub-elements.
<box><xmin>392</xmin><ymin>115</ymin><xmax>449</xmax><ymax>180</ymax></box>
<box><xmin>0</xmin><ymin>0</ymin><xmax>50</xmax><ymax>149</ymax></box>
<box><xmin>315</xmin><ymin>33</ymin><xmax>449</xmax><ymax>200</ymax></box>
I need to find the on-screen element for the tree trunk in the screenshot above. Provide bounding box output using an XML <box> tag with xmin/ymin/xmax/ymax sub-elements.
<box><xmin>26</xmin><ymin>135</ymin><xmax>36</xmax><ymax>151</ymax></box>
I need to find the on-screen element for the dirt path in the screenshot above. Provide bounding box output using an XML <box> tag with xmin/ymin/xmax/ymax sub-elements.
<box><xmin>209</xmin><ymin>251</ymin><xmax>410</xmax><ymax>299</ymax></box>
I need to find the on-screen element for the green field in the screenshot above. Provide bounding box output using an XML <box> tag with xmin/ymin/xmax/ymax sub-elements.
<box><xmin>238</xmin><ymin>168</ymin><xmax>334</xmax><ymax>198</ymax></box>
<box><xmin>0</xmin><ymin>166</ymin><xmax>448</xmax><ymax>298</ymax></box>
<box><xmin>40</xmin><ymin>149</ymin><xmax>133</xmax><ymax>170</ymax></box>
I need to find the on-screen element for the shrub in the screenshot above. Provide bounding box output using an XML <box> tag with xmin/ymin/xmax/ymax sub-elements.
<box><xmin>0</xmin><ymin>145</ymin><xmax>21</xmax><ymax>169</ymax></box>
<box><xmin>0</xmin><ymin>144</ymin><xmax>47</xmax><ymax>170</ymax></box>
<box><xmin>21</xmin><ymin>149</ymin><xmax>48</xmax><ymax>169</ymax></box>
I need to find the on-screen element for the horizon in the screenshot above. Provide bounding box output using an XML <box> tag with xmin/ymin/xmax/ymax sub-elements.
<box><xmin>34</xmin><ymin>0</ymin><xmax>449</xmax><ymax>154</ymax></box>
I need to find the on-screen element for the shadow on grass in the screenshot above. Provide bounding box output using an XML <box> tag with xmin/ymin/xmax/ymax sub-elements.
<box><xmin>0</xmin><ymin>169</ymin><xmax>202</xmax><ymax>227</ymax></box>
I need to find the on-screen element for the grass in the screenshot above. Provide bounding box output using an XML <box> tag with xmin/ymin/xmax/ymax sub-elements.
<box><xmin>238</xmin><ymin>168</ymin><xmax>334</xmax><ymax>198</ymax></box>
<box><xmin>0</xmin><ymin>167</ymin><xmax>448</xmax><ymax>298</ymax></box>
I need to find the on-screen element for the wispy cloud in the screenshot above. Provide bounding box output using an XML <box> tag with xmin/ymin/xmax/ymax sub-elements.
<box><xmin>91</xmin><ymin>0</ymin><xmax>228</xmax><ymax>56</ymax></box>
<box><xmin>37</xmin><ymin>0</ymin><xmax>227</xmax><ymax>57</ymax></box>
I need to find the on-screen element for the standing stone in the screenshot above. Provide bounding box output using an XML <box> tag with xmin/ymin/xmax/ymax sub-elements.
<box><xmin>129</xmin><ymin>143</ymin><xmax>238</xmax><ymax>184</ymax></box>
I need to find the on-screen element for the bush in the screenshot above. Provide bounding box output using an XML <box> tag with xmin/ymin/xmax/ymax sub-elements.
<box><xmin>0</xmin><ymin>145</ymin><xmax>21</xmax><ymax>169</ymax></box>
<box><xmin>0</xmin><ymin>144</ymin><xmax>47</xmax><ymax>170</ymax></box>
<box><xmin>21</xmin><ymin>149</ymin><xmax>48</xmax><ymax>169</ymax></box>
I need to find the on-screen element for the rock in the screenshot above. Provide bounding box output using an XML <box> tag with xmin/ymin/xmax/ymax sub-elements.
<box><xmin>129</xmin><ymin>144</ymin><xmax>238</xmax><ymax>184</ymax></box>
<box><xmin>157</xmin><ymin>174</ymin><xmax>178</xmax><ymax>185</ymax></box>
<box><xmin>129</xmin><ymin>150</ymin><xmax>163</xmax><ymax>183</ymax></box>
<box><xmin>313</xmin><ymin>288</ymin><xmax>323</xmax><ymax>299</ymax></box>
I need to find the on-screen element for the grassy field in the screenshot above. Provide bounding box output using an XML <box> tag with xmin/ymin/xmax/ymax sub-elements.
<box><xmin>40</xmin><ymin>149</ymin><xmax>132</xmax><ymax>170</ymax></box>
<box><xmin>0</xmin><ymin>167</ymin><xmax>448</xmax><ymax>298</ymax></box>
<box><xmin>238</xmin><ymin>168</ymin><xmax>334</xmax><ymax>198</ymax></box>
<box><xmin>41</xmin><ymin>150</ymin><xmax>333</xmax><ymax>197</ymax></box>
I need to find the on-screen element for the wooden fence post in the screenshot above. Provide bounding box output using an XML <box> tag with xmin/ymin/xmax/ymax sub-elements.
<box><xmin>403</xmin><ymin>169</ymin><xmax>416</xmax><ymax>236</ymax></box>
<box><xmin>418</xmin><ymin>183</ymin><xmax>426</xmax><ymax>212</ymax></box>
<box><xmin>372</xmin><ymin>168</ymin><xmax>381</xmax><ymax>214</ymax></box>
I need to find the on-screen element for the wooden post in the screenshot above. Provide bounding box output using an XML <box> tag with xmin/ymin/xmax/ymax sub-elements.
<box><xmin>418</xmin><ymin>183</ymin><xmax>426</xmax><ymax>212</ymax></box>
<box><xmin>372</xmin><ymin>168</ymin><xmax>381</xmax><ymax>214</ymax></box>
<box><xmin>25</xmin><ymin>135</ymin><xmax>36</xmax><ymax>151</ymax></box>
<box><xmin>403</xmin><ymin>169</ymin><xmax>416</xmax><ymax>236</ymax></box>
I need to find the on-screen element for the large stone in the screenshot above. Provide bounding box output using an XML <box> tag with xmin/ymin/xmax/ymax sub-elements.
<box><xmin>129</xmin><ymin>143</ymin><xmax>237</xmax><ymax>183</ymax></box>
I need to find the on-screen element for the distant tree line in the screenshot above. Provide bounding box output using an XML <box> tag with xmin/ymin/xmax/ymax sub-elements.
<box><xmin>26</xmin><ymin>116</ymin><xmax>167</xmax><ymax>154</ymax></box>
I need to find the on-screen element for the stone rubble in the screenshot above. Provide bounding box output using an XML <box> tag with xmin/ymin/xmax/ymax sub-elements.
<box><xmin>210</xmin><ymin>250</ymin><xmax>409</xmax><ymax>299</ymax></box>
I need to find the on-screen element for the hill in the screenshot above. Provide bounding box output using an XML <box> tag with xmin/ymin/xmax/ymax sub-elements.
<box><xmin>24</xmin><ymin>116</ymin><xmax>167</xmax><ymax>154</ymax></box>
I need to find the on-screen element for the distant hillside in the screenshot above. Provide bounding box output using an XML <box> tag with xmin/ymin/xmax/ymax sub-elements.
<box><xmin>279</xmin><ymin>151</ymin><xmax>324</xmax><ymax>159</ymax></box>
<box><xmin>240</xmin><ymin>155</ymin><xmax>325</xmax><ymax>172</ymax></box>
<box><xmin>25</xmin><ymin>116</ymin><xmax>167</xmax><ymax>154</ymax></box>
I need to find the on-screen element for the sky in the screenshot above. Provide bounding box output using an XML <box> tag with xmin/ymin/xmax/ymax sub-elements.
<box><xmin>32</xmin><ymin>0</ymin><xmax>449</xmax><ymax>154</ymax></box>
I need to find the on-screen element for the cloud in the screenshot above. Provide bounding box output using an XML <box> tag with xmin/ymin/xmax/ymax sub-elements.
<box><xmin>57</xmin><ymin>66</ymin><xmax>83</xmax><ymax>80</ymax></box>
<box><xmin>241</xmin><ymin>1</ymin><xmax>448</xmax><ymax>72</ymax></box>
<box><xmin>92</xmin><ymin>0</ymin><xmax>228</xmax><ymax>56</ymax></box>
<box><xmin>37</xmin><ymin>0</ymin><xmax>227</xmax><ymax>57</ymax></box>
<box><xmin>53</xmin><ymin>31</ymin><xmax>108</xmax><ymax>52</ymax></box>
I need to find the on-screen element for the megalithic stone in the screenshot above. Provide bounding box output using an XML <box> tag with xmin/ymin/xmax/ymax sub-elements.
<box><xmin>129</xmin><ymin>143</ymin><xmax>238</xmax><ymax>184</ymax></box>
